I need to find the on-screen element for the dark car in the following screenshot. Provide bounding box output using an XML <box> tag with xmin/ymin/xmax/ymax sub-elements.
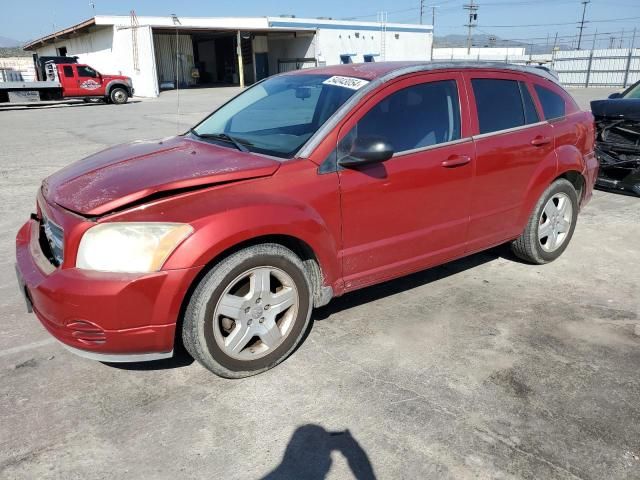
<box><xmin>591</xmin><ymin>82</ymin><xmax>640</xmax><ymax>195</ymax></box>
<box><xmin>16</xmin><ymin>62</ymin><xmax>597</xmax><ymax>378</ymax></box>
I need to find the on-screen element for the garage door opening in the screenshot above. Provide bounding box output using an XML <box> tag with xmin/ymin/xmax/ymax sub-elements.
<box><xmin>152</xmin><ymin>28</ymin><xmax>316</xmax><ymax>92</ymax></box>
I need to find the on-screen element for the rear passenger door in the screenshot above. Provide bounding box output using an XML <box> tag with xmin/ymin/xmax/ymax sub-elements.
<box><xmin>60</xmin><ymin>64</ymin><xmax>81</xmax><ymax>96</ymax></box>
<box><xmin>464</xmin><ymin>72</ymin><xmax>556</xmax><ymax>252</ymax></box>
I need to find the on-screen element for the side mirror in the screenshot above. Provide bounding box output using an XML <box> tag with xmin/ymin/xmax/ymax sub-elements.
<box><xmin>338</xmin><ymin>136</ymin><xmax>394</xmax><ymax>168</ymax></box>
<box><xmin>608</xmin><ymin>92</ymin><xmax>622</xmax><ymax>99</ymax></box>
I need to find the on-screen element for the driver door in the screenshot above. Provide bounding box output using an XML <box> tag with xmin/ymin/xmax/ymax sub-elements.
<box><xmin>74</xmin><ymin>65</ymin><xmax>103</xmax><ymax>96</ymax></box>
<box><xmin>337</xmin><ymin>73</ymin><xmax>475</xmax><ymax>290</ymax></box>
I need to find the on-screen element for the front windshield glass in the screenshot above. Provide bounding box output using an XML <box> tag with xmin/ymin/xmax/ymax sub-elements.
<box><xmin>624</xmin><ymin>82</ymin><xmax>640</xmax><ymax>99</ymax></box>
<box><xmin>191</xmin><ymin>74</ymin><xmax>362</xmax><ymax>158</ymax></box>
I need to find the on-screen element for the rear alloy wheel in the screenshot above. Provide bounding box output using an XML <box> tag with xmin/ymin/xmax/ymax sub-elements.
<box><xmin>109</xmin><ymin>87</ymin><xmax>129</xmax><ymax>105</ymax></box>
<box><xmin>182</xmin><ymin>244</ymin><xmax>313</xmax><ymax>378</ymax></box>
<box><xmin>511</xmin><ymin>179</ymin><xmax>579</xmax><ymax>264</ymax></box>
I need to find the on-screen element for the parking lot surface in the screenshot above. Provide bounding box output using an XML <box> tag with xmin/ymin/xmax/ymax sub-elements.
<box><xmin>1</xmin><ymin>87</ymin><xmax>638</xmax><ymax>480</ymax></box>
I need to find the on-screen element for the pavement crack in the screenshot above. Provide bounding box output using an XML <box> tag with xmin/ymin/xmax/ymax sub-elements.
<box><xmin>309</xmin><ymin>339</ymin><xmax>459</xmax><ymax>418</ymax></box>
<box><xmin>473</xmin><ymin>426</ymin><xmax>588</xmax><ymax>480</ymax></box>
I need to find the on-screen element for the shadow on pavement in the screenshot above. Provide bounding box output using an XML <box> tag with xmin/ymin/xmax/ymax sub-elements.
<box><xmin>261</xmin><ymin>425</ymin><xmax>376</xmax><ymax>480</ymax></box>
<box><xmin>102</xmin><ymin>244</ymin><xmax>517</xmax><ymax>371</ymax></box>
<box><xmin>102</xmin><ymin>344</ymin><xmax>194</xmax><ymax>371</ymax></box>
<box><xmin>314</xmin><ymin>244</ymin><xmax>513</xmax><ymax>321</ymax></box>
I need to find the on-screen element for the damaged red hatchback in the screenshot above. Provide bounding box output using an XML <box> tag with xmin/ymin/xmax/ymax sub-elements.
<box><xmin>16</xmin><ymin>62</ymin><xmax>598</xmax><ymax>377</ymax></box>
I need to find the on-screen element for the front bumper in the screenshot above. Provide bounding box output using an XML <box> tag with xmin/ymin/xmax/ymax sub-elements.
<box><xmin>16</xmin><ymin>219</ymin><xmax>201</xmax><ymax>361</ymax></box>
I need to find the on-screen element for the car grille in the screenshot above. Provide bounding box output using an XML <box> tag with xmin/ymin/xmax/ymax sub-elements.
<box><xmin>41</xmin><ymin>214</ymin><xmax>64</xmax><ymax>266</ymax></box>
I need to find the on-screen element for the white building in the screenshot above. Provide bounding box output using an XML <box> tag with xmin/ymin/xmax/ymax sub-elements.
<box><xmin>432</xmin><ymin>47</ymin><xmax>527</xmax><ymax>61</ymax></box>
<box><xmin>24</xmin><ymin>15</ymin><xmax>433</xmax><ymax>97</ymax></box>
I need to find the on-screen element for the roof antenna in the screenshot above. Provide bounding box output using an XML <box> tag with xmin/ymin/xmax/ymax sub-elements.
<box><xmin>171</xmin><ymin>14</ymin><xmax>181</xmax><ymax>135</ymax></box>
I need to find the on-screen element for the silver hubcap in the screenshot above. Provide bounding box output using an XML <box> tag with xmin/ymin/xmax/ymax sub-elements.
<box><xmin>114</xmin><ymin>91</ymin><xmax>125</xmax><ymax>102</ymax></box>
<box><xmin>213</xmin><ymin>267</ymin><xmax>299</xmax><ymax>360</ymax></box>
<box><xmin>538</xmin><ymin>192</ymin><xmax>573</xmax><ymax>252</ymax></box>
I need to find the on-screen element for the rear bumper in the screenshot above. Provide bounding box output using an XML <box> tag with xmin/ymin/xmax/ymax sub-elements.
<box><xmin>16</xmin><ymin>219</ymin><xmax>201</xmax><ymax>361</ymax></box>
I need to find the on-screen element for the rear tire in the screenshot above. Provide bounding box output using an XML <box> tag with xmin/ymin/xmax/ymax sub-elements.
<box><xmin>511</xmin><ymin>179</ymin><xmax>579</xmax><ymax>264</ymax></box>
<box><xmin>109</xmin><ymin>87</ymin><xmax>128</xmax><ymax>105</ymax></box>
<box><xmin>182</xmin><ymin>244</ymin><xmax>313</xmax><ymax>378</ymax></box>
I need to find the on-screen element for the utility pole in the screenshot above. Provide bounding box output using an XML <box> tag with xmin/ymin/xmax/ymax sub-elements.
<box><xmin>577</xmin><ymin>0</ymin><xmax>590</xmax><ymax>50</ymax></box>
<box><xmin>420</xmin><ymin>0</ymin><xmax>426</xmax><ymax>24</ymax></box>
<box><xmin>464</xmin><ymin>0</ymin><xmax>479</xmax><ymax>54</ymax></box>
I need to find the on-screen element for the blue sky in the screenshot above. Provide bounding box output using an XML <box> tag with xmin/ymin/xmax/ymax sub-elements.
<box><xmin>3</xmin><ymin>0</ymin><xmax>640</xmax><ymax>49</ymax></box>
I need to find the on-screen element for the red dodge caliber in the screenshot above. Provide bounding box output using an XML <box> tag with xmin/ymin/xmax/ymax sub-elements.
<box><xmin>15</xmin><ymin>62</ymin><xmax>598</xmax><ymax>377</ymax></box>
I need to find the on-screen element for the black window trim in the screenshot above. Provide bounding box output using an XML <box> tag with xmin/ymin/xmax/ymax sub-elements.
<box><xmin>518</xmin><ymin>80</ymin><xmax>541</xmax><ymax>125</ymax></box>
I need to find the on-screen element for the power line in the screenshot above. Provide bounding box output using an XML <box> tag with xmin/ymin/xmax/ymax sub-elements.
<box><xmin>477</xmin><ymin>15</ymin><xmax>640</xmax><ymax>28</ymax></box>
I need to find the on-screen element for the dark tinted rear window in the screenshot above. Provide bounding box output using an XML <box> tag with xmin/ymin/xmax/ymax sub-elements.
<box><xmin>472</xmin><ymin>79</ymin><xmax>525</xmax><ymax>134</ymax></box>
<box><xmin>63</xmin><ymin>66</ymin><xmax>74</xmax><ymax>78</ymax></box>
<box><xmin>520</xmin><ymin>82</ymin><xmax>540</xmax><ymax>124</ymax></box>
<box><xmin>534</xmin><ymin>85</ymin><xmax>566</xmax><ymax>119</ymax></box>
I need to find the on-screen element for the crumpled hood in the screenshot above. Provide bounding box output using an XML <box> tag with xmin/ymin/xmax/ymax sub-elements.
<box><xmin>42</xmin><ymin>136</ymin><xmax>280</xmax><ymax>216</ymax></box>
<box><xmin>591</xmin><ymin>99</ymin><xmax>640</xmax><ymax>122</ymax></box>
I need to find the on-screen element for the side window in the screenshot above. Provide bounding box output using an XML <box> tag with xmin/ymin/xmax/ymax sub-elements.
<box><xmin>77</xmin><ymin>66</ymin><xmax>98</xmax><ymax>78</ymax></box>
<box><xmin>63</xmin><ymin>66</ymin><xmax>74</xmax><ymax>78</ymax></box>
<box><xmin>340</xmin><ymin>80</ymin><xmax>461</xmax><ymax>156</ymax></box>
<box><xmin>472</xmin><ymin>78</ymin><xmax>525</xmax><ymax>134</ymax></box>
<box><xmin>534</xmin><ymin>85</ymin><xmax>566</xmax><ymax>120</ymax></box>
<box><xmin>519</xmin><ymin>82</ymin><xmax>540</xmax><ymax>124</ymax></box>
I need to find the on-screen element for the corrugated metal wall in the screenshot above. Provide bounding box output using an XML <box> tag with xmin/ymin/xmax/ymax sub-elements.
<box><xmin>553</xmin><ymin>48</ymin><xmax>640</xmax><ymax>87</ymax></box>
<box><xmin>153</xmin><ymin>33</ymin><xmax>196</xmax><ymax>88</ymax></box>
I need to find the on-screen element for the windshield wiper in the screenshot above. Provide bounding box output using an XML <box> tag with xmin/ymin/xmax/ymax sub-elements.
<box><xmin>189</xmin><ymin>129</ymin><xmax>251</xmax><ymax>152</ymax></box>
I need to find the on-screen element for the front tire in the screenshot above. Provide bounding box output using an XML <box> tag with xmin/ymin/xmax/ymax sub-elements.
<box><xmin>182</xmin><ymin>244</ymin><xmax>313</xmax><ymax>378</ymax></box>
<box><xmin>109</xmin><ymin>87</ymin><xmax>129</xmax><ymax>105</ymax></box>
<box><xmin>511</xmin><ymin>179</ymin><xmax>579</xmax><ymax>264</ymax></box>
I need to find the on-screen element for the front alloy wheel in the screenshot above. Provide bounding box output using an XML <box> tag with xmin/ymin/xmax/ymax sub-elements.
<box><xmin>213</xmin><ymin>267</ymin><xmax>299</xmax><ymax>360</ymax></box>
<box><xmin>182</xmin><ymin>244</ymin><xmax>312</xmax><ymax>378</ymax></box>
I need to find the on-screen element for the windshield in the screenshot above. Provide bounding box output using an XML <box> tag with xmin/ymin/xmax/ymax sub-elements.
<box><xmin>191</xmin><ymin>74</ymin><xmax>362</xmax><ymax>158</ymax></box>
<box><xmin>623</xmin><ymin>82</ymin><xmax>640</xmax><ymax>99</ymax></box>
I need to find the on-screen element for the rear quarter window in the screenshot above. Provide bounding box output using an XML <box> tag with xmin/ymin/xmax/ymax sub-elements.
<box><xmin>534</xmin><ymin>84</ymin><xmax>566</xmax><ymax>120</ymax></box>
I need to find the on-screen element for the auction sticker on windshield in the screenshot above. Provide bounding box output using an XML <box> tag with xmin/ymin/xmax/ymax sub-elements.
<box><xmin>322</xmin><ymin>76</ymin><xmax>370</xmax><ymax>90</ymax></box>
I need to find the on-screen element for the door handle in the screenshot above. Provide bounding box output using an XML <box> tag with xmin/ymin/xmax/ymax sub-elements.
<box><xmin>531</xmin><ymin>136</ymin><xmax>552</xmax><ymax>147</ymax></box>
<box><xmin>441</xmin><ymin>154</ymin><xmax>471</xmax><ymax>168</ymax></box>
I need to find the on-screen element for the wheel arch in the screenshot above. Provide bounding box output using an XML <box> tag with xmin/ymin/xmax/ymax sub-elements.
<box><xmin>516</xmin><ymin>141</ymin><xmax>587</xmax><ymax>231</ymax></box>
<box><xmin>171</xmin><ymin>233</ymin><xmax>332</xmax><ymax>354</ymax></box>
<box><xmin>557</xmin><ymin>169</ymin><xmax>586</xmax><ymax>204</ymax></box>
<box><xmin>105</xmin><ymin>81</ymin><xmax>130</xmax><ymax>96</ymax></box>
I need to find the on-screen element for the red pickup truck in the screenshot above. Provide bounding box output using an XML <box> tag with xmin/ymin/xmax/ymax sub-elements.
<box><xmin>0</xmin><ymin>59</ymin><xmax>133</xmax><ymax>104</ymax></box>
